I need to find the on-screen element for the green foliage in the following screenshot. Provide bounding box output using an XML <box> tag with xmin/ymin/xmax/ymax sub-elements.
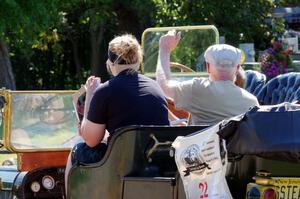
<box><xmin>143</xmin><ymin>29</ymin><xmax>216</xmax><ymax>73</ymax></box>
<box><xmin>271</xmin><ymin>17</ymin><xmax>286</xmax><ymax>41</ymax></box>
<box><xmin>6</xmin><ymin>0</ymin><xmax>159</xmax><ymax>89</ymax></box>
<box><xmin>152</xmin><ymin>0</ymin><xmax>275</xmax><ymax>49</ymax></box>
<box><xmin>170</xmin><ymin>30</ymin><xmax>216</xmax><ymax>71</ymax></box>
<box><xmin>151</xmin><ymin>0</ymin><xmax>186</xmax><ymax>26</ymax></box>
<box><xmin>0</xmin><ymin>0</ymin><xmax>61</xmax><ymax>44</ymax></box>
<box><xmin>1</xmin><ymin>0</ymin><xmax>297</xmax><ymax>90</ymax></box>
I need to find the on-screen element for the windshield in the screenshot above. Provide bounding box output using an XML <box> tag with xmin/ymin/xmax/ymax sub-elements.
<box><xmin>142</xmin><ymin>26</ymin><xmax>218</xmax><ymax>79</ymax></box>
<box><xmin>10</xmin><ymin>92</ymin><xmax>78</xmax><ymax>150</ymax></box>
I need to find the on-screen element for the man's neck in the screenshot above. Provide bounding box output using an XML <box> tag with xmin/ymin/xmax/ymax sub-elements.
<box><xmin>209</xmin><ymin>75</ymin><xmax>234</xmax><ymax>82</ymax></box>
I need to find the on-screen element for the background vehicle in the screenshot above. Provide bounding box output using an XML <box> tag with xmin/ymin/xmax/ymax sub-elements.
<box><xmin>0</xmin><ymin>89</ymin><xmax>78</xmax><ymax>198</ymax></box>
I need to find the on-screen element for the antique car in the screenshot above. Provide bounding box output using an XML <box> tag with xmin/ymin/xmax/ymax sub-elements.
<box><xmin>0</xmin><ymin>25</ymin><xmax>299</xmax><ymax>199</ymax></box>
<box><xmin>67</xmin><ymin>102</ymin><xmax>300</xmax><ymax>199</ymax></box>
<box><xmin>67</xmin><ymin>25</ymin><xmax>300</xmax><ymax>199</ymax></box>
<box><xmin>0</xmin><ymin>25</ymin><xmax>218</xmax><ymax>199</ymax></box>
<box><xmin>67</xmin><ymin>26</ymin><xmax>300</xmax><ymax>199</ymax></box>
<box><xmin>67</xmin><ymin>25</ymin><xmax>220</xmax><ymax>199</ymax></box>
<box><xmin>0</xmin><ymin>90</ymin><xmax>79</xmax><ymax>198</ymax></box>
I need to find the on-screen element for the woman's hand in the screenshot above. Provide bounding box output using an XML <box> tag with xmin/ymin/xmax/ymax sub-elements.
<box><xmin>83</xmin><ymin>76</ymin><xmax>101</xmax><ymax>119</ymax></box>
<box><xmin>85</xmin><ymin>76</ymin><xmax>101</xmax><ymax>96</ymax></box>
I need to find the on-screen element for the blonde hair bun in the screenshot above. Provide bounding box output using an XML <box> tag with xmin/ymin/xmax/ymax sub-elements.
<box><xmin>108</xmin><ymin>34</ymin><xmax>143</xmax><ymax>65</ymax></box>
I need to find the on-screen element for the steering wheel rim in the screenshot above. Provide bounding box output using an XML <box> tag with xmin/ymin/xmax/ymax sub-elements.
<box><xmin>170</xmin><ymin>62</ymin><xmax>195</xmax><ymax>73</ymax></box>
<box><xmin>167</xmin><ymin>62</ymin><xmax>193</xmax><ymax>123</ymax></box>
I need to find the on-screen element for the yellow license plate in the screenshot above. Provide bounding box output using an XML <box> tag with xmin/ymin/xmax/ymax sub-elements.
<box><xmin>246</xmin><ymin>178</ymin><xmax>300</xmax><ymax>199</ymax></box>
<box><xmin>272</xmin><ymin>178</ymin><xmax>300</xmax><ymax>199</ymax></box>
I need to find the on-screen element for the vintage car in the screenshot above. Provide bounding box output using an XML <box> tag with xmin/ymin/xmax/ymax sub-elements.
<box><xmin>0</xmin><ymin>25</ymin><xmax>299</xmax><ymax>199</ymax></box>
<box><xmin>68</xmin><ymin>25</ymin><xmax>300</xmax><ymax>199</ymax></box>
<box><xmin>0</xmin><ymin>25</ymin><xmax>218</xmax><ymax>199</ymax></box>
<box><xmin>0</xmin><ymin>90</ymin><xmax>79</xmax><ymax>198</ymax></box>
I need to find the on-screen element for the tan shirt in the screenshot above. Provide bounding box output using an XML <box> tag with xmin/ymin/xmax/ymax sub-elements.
<box><xmin>173</xmin><ymin>78</ymin><xmax>259</xmax><ymax>125</ymax></box>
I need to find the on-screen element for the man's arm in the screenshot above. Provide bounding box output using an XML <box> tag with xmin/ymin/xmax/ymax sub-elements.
<box><xmin>156</xmin><ymin>30</ymin><xmax>181</xmax><ymax>100</ymax></box>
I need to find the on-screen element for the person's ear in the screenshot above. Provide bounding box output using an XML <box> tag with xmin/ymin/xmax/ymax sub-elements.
<box><xmin>206</xmin><ymin>62</ymin><xmax>211</xmax><ymax>73</ymax></box>
<box><xmin>236</xmin><ymin>64</ymin><xmax>240</xmax><ymax>75</ymax></box>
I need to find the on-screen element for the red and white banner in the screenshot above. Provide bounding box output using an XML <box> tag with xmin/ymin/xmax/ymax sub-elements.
<box><xmin>173</xmin><ymin>124</ymin><xmax>232</xmax><ymax>199</ymax></box>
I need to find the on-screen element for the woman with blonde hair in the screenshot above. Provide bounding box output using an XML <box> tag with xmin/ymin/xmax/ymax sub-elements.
<box><xmin>80</xmin><ymin>34</ymin><xmax>168</xmax><ymax>145</ymax></box>
<box><xmin>65</xmin><ymin>34</ymin><xmax>169</xmax><ymax>192</ymax></box>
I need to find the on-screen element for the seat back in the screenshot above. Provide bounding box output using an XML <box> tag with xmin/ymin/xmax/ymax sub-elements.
<box><xmin>245</xmin><ymin>70</ymin><xmax>266</xmax><ymax>96</ymax></box>
<box><xmin>68</xmin><ymin>125</ymin><xmax>208</xmax><ymax>199</ymax></box>
<box><xmin>257</xmin><ymin>72</ymin><xmax>300</xmax><ymax>105</ymax></box>
<box><xmin>221</xmin><ymin>102</ymin><xmax>300</xmax><ymax>198</ymax></box>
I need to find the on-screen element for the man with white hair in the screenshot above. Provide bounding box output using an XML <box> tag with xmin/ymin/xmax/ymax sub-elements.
<box><xmin>156</xmin><ymin>30</ymin><xmax>258</xmax><ymax>125</ymax></box>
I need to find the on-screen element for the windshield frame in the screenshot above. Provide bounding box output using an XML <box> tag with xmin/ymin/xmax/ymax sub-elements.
<box><xmin>140</xmin><ymin>25</ymin><xmax>219</xmax><ymax>77</ymax></box>
<box><xmin>1</xmin><ymin>89</ymin><xmax>78</xmax><ymax>153</ymax></box>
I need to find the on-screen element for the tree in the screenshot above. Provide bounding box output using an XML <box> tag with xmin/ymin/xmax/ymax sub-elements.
<box><xmin>0</xmin><ymin>40</ymin><xmax>15</xmax><ymax>89</ymax></box>
<box><xmin>7</xmin><ymin>0</ymin><xmax>157</xmax><ymax>90</ymax></box>
<box><xmin>0</xmin><ymin>0</ymin><xmax>61</xmax><ymax>89</ymax></box>
<box><xmin>58</xmin><ymin>0</ymin><xmax>156</xmax><ymax>82</ymax></box>
<box><xmin>152</xmin><ymin>0</ymin><xmax>275</xmax><ymax>49</ymax></box>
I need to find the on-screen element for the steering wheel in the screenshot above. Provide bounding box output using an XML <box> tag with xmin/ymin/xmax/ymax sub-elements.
<box><xmin>170</xmin><ymin>62</ymin><xmax>195</xmax><ymax>73</ymax></box>
<box><xmin>166</xmin><ymin>62</ymin><xmax>194</xmax><ymax>125</ymax></box>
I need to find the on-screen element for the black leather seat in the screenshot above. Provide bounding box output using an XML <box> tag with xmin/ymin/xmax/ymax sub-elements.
<box><xmin>220</xmin><ymin>102</ymin><xmax>300</xmax><ymax>198</ymax></box>
<box><xmin>257</xmin><ymin>72</ymin><xmax>300</xmax><ymax>105</ymax></box>
<box><xmin>245</xmin><ymin>70</ymin><xmax>266</xmax><ymax>97</ymax></box>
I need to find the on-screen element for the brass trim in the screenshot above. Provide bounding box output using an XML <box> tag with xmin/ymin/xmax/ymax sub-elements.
<box><xmin>140</xmin><ymin>25</ymin><xmax>220</xmax><ymax>74</ymax></box>
<box><xmin>10</xmin><ymin>90</ymin><xmax>75</xmax><ymax>94</ymax></box>
<box><xmin>254</xmin><ymin>176</ymin><xmax>273</xmax><ymax>186</ymax></box>
<box><xmin>2</xmin><ymin>89</ymin><xmax>12</xmax><ymax>151</ymax></box>
<box><xmin>253</xmin><ymin>171</ymin><xmax>273</xmax><ymax>186</ymax></box>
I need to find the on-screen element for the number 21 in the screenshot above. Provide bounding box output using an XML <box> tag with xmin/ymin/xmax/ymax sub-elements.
<box><xmin>199</xmin><ymin>182</ymin><xmax>208</xmax><ymax>198</ymax></box>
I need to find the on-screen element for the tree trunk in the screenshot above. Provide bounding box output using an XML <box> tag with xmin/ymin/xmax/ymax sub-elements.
<box><xmin>90</xmin><ymin>24</ymin><xmax>107</xmax><ymax>78</ymax></box>
<box><xmin>0</xmin><ymin>41</ymin><xmax>16</xmax><ymax>90</ymax></box>
<box><xmin>71</xmin><ymin>39</ymin><xmax>83</xmax><ymax>83</ymax></box>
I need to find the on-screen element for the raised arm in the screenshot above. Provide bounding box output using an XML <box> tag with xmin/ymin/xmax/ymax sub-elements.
<box><xmin>80</xmin><ymin>76</ymin><xmax>106</xmax><ymax>147</ymax></box>
<box><xmin>156</xmin><ymin>30</ymin><xmax>181</xmax><ymax>100</ymax></box>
